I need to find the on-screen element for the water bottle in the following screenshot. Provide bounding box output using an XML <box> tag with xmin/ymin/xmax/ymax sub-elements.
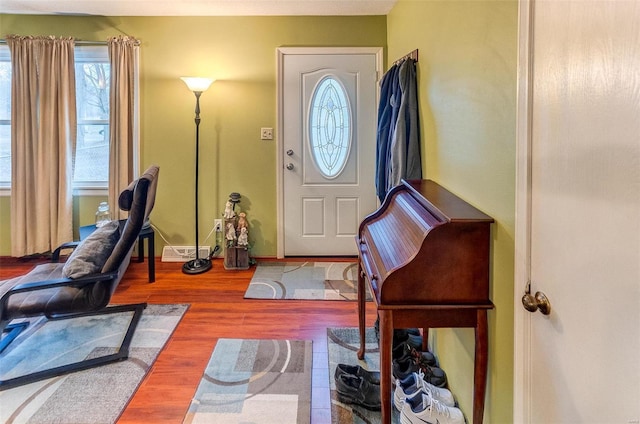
<box><xmin>95</xmin><ymin>201</ymin><xmax>111</xmax><ymax>228</ymax></box>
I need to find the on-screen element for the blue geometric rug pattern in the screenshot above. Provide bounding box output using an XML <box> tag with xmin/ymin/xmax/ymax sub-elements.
<box><xmin>244</xmin><ymin>261</ymin><xmax>367</xmax><ymax>300</ymax></box>
<box><xmin>0</xmin><ymin>304</ymin><xmax>188</xmax><ymax>424</ymax></box>
<box><xmin>183</xmin><ymin>338</ymin><xmax>312</xmax><ymax>424</ymax></box>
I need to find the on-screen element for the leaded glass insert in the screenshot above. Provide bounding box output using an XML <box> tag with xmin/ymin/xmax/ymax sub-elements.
<box><xmin>309</xmin><ymin>76</ymin><xmax>352</xmax><ymax>178</ymax></box>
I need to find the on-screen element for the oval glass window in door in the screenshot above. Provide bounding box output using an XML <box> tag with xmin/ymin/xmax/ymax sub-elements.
<box><xmin>308</xmin><ymin>76</ymin><xmax>352</xmax><ymax>179</ymax></box>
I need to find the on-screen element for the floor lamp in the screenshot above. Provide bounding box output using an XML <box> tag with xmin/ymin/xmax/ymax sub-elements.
<box><xmin>181</xmin><ymin>76</ymin><xmax>214</xmax><ymax>275</ymax></box>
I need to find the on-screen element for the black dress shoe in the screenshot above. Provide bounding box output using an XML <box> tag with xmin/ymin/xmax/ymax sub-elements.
<box><xmin>335</xmin><ymin>374</ymin><xmax>381</xmax><ymax>411</ymax></box>
<box><xmin>335</xmin><ymin>363</ymin><xmax>381</xmax><ymax>385</ymax></box>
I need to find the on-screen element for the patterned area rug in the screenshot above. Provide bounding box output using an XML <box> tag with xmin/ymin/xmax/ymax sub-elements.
<box><xmin>183</xmin><ymin>338</ymin><xmax>312</xmax><ymax>424</ymax></box>
<box><xmin>244</xmin><ymin>261</ymin><xmax>369</xmax><ymax>300</ymax></box>
<box><xmin>0</xmin><ymin>304</ymin><xmax>188</xmax><ymax>424</ymax></box>
<box><xmin>327</xmin><ymin>327</ymin><xmax>400</xmax><ymax>424</ymax></box>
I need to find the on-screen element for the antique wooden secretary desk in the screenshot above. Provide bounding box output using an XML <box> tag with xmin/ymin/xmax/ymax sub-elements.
<box><xmin>356</xmin><ymin>179</ymin><xmax>494</xmax><ymax>424</ymax></box>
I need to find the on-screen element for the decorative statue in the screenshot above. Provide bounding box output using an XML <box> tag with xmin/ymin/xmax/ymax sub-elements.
<box><xmin>237</xmin><ymin>212</ymin><xmax>248</xmax><ymax>230</ymax></box>
<box><xmin>237</xmin><ymin>227</ymin><xmax>249</xmax><ymax>246</ymax></box>
<box><xmin>225</xmin><ymin>222</ymin><xmax>236</xmax><ymax>247</ymax></box>
<box><xmin>223</xmin><ymin>201</ymin><xmax>235</xmax><ymax>219</ymax></box>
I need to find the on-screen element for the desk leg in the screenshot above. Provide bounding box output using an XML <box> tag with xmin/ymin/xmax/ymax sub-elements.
<box><xmin>357</xmin><ymin>264</ymin><xmax>366</xmax><ymax>360</ymax></box>
<box><xmin>379</xmin><ymin>310</ymin><xmax>393</xmax><ymax>424</ymax></box>
<box><xmin>473</xmin><ymin>309</ymin><xmax>488</xmax><ymax>424</ymax></box>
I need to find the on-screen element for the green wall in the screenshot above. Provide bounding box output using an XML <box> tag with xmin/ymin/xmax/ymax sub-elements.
<box><xmin>0</xmin><ymin>14</ymin><xmax>387</xmax><ymax>256</ymax></box>
<box><xmin>0</xmin><ymin>8</ymin><xmax>518</xmax><ymax>421</ymax></box>
<box><xmin>387</xmin><ymin>1</ymin><xmax>517</xmax><ymax>422</ymax></box>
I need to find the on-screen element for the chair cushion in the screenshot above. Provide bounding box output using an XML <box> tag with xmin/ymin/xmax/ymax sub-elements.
<box><xmin>62</xmin><ymin>220</ymin><xmax>121</xmax><ymax>279</ymax></box>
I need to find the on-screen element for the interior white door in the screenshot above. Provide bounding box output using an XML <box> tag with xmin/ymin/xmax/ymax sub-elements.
<box><xmin>515</xmin><ymin>1</ymin><xmax>640</xmax><ymax>422</ymax></box>
<box><xmin>278</xmin><ymin>48</ymin><xmax>381</xmax><ymax>256</ymax></box>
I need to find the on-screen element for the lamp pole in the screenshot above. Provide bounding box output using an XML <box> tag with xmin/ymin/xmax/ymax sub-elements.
<box><xmin>181</xmin><ymin>77</ymin><xmax>214</xmax><ymax>275</ymax></box>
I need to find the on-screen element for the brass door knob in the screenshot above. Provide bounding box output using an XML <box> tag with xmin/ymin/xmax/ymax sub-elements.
<box><xmin>522</xmin><ymin>288</ymin><xmax>551</xmax><ymax>315</ymax></box>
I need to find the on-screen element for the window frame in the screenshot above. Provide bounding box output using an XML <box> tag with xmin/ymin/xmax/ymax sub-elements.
<box><xmin>0</xmin><ymin>43</ymin><xmax>140</xmax><ymax>197</ymax></box>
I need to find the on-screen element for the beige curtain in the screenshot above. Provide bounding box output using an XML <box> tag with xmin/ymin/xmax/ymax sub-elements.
<box><xmin>7</xmin><ymin>35</ymin><xmax>76</xmax><ymax>257</ymax></box>
<box><xmin>108</xmin><ymin>36</ymin><xmax>140</xmax><ymax>220</ymax></box>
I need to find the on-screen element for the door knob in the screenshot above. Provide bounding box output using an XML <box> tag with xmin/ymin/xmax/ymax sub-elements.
<box><xmin>286</xmin><ymin>149</ymin><xmax>294</xmax><ymax>156</ymax></box>
<box><xmin>522</xmin><ymin>281</ymin><xmax>551</xmax><ymax>315</ymax></box>
<box><xmin>286</xmin><ymin>163</ymin><xmax>294</xmax><ymax>170</ymax></box>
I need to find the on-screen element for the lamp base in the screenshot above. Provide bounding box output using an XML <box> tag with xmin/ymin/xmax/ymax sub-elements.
<box><xmin>182</xmin><ymin>257</ymin><xmax>212</xmax><ymax>275</ymax></box>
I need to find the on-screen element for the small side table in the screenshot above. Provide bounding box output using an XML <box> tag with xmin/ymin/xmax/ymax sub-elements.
<box><xmin>80</xmin><ymin>221</ymin><xmax>155</xmax><ymax>283</ymax></box>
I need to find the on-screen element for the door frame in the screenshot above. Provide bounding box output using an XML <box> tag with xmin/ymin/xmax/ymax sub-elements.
<box><xmin>514</xmin><ymin>0</ymin><xmax>534</xmax><ymax>422</ymax></box>
<box><xmin>275</xmin><ymin>47</ymin><xmax>383</xmax><ymax>258</ymax></box>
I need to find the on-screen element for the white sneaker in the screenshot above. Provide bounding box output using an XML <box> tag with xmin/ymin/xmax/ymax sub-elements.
<box><xmin>394</xmin><ymin>371</ymin><xmax>456</xmax><ymax>411</ymax></box>
<box><xmin>400</xmin><ymin>391</ymin><xmax>465</xmax><ymax>424</ymax></box>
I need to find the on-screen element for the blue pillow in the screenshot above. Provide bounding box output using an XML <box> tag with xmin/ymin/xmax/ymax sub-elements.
<box><xmin>62</xmin><ymin>220</ymin><xmax>120</xmax><ymax>279</ymax></box>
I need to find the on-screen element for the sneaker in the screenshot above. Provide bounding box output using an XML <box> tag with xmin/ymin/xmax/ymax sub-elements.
<box><xmin>393</xmin><ymin>342</ymin><xmax>437</xmax><ymax>367</ymax></box>
<box><xmin>400</xmin><ymin>392</ymin><xmax>465</xmax><ymax>424</ymax></box>
<box><xmin>393</xmin><ymin>371</ymin><xmax>455</xmax><ymax>411</ymax></box>
<box><xmin>393</xmin><ymin>357</ymin><xmax>447</xmax><ymax>388</ymax></box>
<box><xmin>374</xmin><ymin>317</ymin><xmax>420</xmax><ymax>344</ymax></box>
<box><xmin>393</xmin><ymin>355</ymin><xmax>420</xmax><ymax>380</ymax></box>
<box><xmin>394</xmin><ymin>330</ymin><xmax>423</xmax><ymax>349</ymax></box>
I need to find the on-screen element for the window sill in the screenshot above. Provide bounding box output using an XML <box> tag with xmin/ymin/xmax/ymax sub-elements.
<box><xmin>73</xmin><ymin>187</ymin><xmax>108</xmax><ymax>196</ymax></box>
<box><xmin>0</xmin><ymin>187</ymin><xmax>107</xmax><ymax>197</ymax></box>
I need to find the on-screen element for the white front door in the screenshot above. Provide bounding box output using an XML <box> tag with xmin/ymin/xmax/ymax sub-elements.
<box><xmin>277</xmin><ymin>48</ymin><xmax>381</xmax><ymax>257</ymax></box>
<box><xmin>515</xmin><ymin>1</ymin><xmax>640</xmax><ymax>422</ymax></box>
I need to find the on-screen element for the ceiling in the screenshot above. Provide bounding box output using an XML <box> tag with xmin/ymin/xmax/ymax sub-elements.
<box><xmin>2</xmin><ymin>0</ymin><xmax>398</xmax><ymax>16</ymax></box>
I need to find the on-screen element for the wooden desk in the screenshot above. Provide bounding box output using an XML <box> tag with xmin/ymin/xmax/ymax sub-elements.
<box><xmin>356</xmin><ymin>179</ymin><xmax>494</xmax><ymax>424</ymax></box>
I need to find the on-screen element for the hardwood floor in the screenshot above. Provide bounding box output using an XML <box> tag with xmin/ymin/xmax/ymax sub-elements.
<box><xmin>1</xmin><ymin>256</ymin><xmax>378</xmax><ymax>423</ymax></box>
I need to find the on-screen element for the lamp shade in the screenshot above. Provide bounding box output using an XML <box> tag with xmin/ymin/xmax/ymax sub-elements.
<box><xmin>180</xmin><ymin>77</ymin><xmax>214</xmax><ymax>92</ymax></box>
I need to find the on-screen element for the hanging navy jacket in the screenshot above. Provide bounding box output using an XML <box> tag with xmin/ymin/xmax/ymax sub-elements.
<box><xmin>375</xmin><ymin>64</ymin><xmax>399</xmax><ymax>203</ymax></box>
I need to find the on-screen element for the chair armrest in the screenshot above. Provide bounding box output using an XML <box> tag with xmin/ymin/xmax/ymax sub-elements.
<box><xmin>0</xmin><ymin>271</ymin><xmax>119</xmax><ymax>316</ymax></box>
<box><xmin>52</xmin><ymin>241</ymin><xmax>82</xmax><ymax>262</ymax></box>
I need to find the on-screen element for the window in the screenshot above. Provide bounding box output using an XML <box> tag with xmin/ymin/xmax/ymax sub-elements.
<box><xmin>74</xmin><ymin>46</ymin><xmax>110</xmax><ymax>188</ymax></box>
<box><xmin>0</xmin><ymin>45</ymin><xmax>10</xmax><ymax>187</ymax></box>
<box><xmin>0</xmin><ymin>44</ymin><xmax>112</xmax><ymax>191</ymax></box>
<box><xmin>308</xmin><ymin>76</ymin><xmax>352</xmax><ymax>179</ymax></box>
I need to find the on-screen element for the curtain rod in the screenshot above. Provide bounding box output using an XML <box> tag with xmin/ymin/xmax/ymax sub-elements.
<box><xmin>393</xmin><ymin>49</ymin><xmax>419</xmax><ymax>66</ymax></box>
<box><xmin>0</xmin><ymin>39</ymin><xmax>107</xmax><ymax>45</ymax></box>
<box><xmin>76</xmin><ymin>40</ymin><xmax>108</xmax><ymax>45</ymax></box>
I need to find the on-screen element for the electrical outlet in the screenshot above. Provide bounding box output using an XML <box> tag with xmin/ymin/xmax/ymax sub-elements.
<box><xmin>214</xmin><ymin>219</ymin><xmax>223</xmax><ymax>232</ymax></box>
<box><xmin>261</xmin><ymin>127</ymin><xmax>273</xmax><ymax>140</ymax></box>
